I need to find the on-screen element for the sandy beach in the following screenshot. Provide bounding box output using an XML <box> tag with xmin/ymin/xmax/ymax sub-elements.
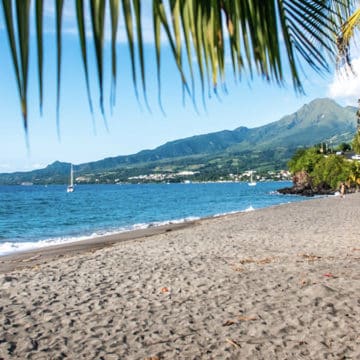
<box><xmin>0</xmin><ymin>193</ymin><xmax>359</xmax><ymax>359</ymax></box>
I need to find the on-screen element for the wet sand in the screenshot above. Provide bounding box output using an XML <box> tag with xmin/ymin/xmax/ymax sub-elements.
<box><xmin>1</xmin><ymin>194</ymin><xmax>359</xmax><ymax>359</ymax></box>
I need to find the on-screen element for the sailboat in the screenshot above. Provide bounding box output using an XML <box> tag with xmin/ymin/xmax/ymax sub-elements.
<box><xmin>67</xmin><ymin>164</ymin><xmax>74</xmax><ymax>193</ymax></box>
<box><xmin>248</xmin><ymin>171</ymin><xmax>257</xmax><ymax>186</ymax></box>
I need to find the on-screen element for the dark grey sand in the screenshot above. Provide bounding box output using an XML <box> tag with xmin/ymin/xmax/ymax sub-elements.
<box><xmin>1</xmin><ymin>194</ymin><xmax>359</xmax><ymax>359</ymax></box>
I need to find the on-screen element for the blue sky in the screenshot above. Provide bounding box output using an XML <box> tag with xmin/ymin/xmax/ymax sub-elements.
<box><xmin>0</xmin><ymin>2</ymin><xmax>359</xmax><ymax>173</ymax></box>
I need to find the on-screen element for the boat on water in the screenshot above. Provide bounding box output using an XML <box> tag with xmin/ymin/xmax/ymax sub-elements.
<box><xmin>21</xmin><ymin>182</ymin><xmax>33</xmax><ymax>186</ymax></box>
<box><xmin>248</xmin><ymin>171</ymin><xmax>257</xmax><ymax>186</ymax></box>
<box><xmin>67</xmin><ymin>164</ymin><xmax>74</xmax><ymax>193</ymax></box>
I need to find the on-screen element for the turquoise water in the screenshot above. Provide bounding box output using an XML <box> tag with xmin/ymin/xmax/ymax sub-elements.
<box><xmin>0</xmin><ymin>182</ymin><xmax>306</xmax><ymax>255</ymax></box>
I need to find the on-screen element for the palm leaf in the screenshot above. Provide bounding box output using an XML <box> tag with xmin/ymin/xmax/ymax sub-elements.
<box><xmin>35</xmin><ymin>0</ymin><xmax>43</xmax><ymax>114</ymax></box>
<box><xmin>76</xmin><ymin>0</ymin><xmax>94</xmax><ymax>114</ymax></box>
<box><xmin>122</xmin><ymin>0</ymin><xmax>139</xmax><ymax>99</ymax></box>
<box><xmin>338</xmin><ymin>7</ymin><xmax>360</xmax><ymax>68</ymax></box>
<box><xmin>153</xmin><ymin>0</ymin><xmax>164</xmax><ymax>112</ymax></box>
<box><xmin>56</xmin><ymin>0</ymin><xmax>64</xmax><ymax>136</ymax></box>
<box><xmin>1</xmin><ymin>0</ymin><xmax>357</xmax><ymax>135</ymax></box>
<box><xmin>154</xmin><ymin>0</ymin><xmax>190</xmax><ymax>94</ymax></box>
<box><xmin>133</xmin><ymin>0</ymin><xmax>150</xmax><ymax>110</ymax></box>
<box><xmin>343</xmin><ymin>7</ymin><xmax>360</xmax><ymax>44</ymax></box>
<box><xmin>110</xmin><ymin>0</ymin><xmax>119</xmax><ymax>108</ymax></box>
<box><xmin>90</xmin><ymin>0</ymin><xmax>106</xmax><ymax>115</ymax></box>
<box><xmin>2</xmin><ymin>0</ymin><xmax>30</xmax><ymax>135</ymax></box>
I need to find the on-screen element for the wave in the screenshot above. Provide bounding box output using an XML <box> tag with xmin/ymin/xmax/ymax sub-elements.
<box><xmin>0</xmin><ymin>208</ymin><xmax>261</xmax><ymax>256</ymax></box>
<box><xmin>213</xmin><ymin>205</ymin><xmax>255</xmax><ymax>218</ymax></box>
<box><xmin>244</xmin><ymin>205</ymin><xmax>255</xmax><ymax>212</ymax></box>
<box><xmin>0</xmin><ymin>216</ymin><xmax>200</xmax><ymax>256</ymax></box>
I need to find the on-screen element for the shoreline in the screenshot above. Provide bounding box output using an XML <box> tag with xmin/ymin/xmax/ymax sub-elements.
<box><xmin>0</xmin><ymin>199</ymin><xmax>302</xmax><ymax>271</ymax></box>
<box><xmin>1</xmin><ymin>193</ymin><xmax>359</xmax><ymax>358</ymax></box>
<box><xmin>0</xmin><ymin>220</ymin><xmax>198</xmax><ymax>274</ymax></box>
<box><xmin>0</xmin><ymin>182</ymin><xmax>295</xmax><ymax>259</ymax></box>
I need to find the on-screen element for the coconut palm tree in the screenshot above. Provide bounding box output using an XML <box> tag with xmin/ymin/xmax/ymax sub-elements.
<box><xmin>1</xmin><ymin>0</ymin><xmax>356</xmax><ymax>134</ymax></box>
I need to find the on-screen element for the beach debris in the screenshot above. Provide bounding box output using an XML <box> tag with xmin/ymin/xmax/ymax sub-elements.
<box><xmin>160</xmin><ymin>287</ymin><xmax>170</xmax><ymax>293</ymax></box>
<box><xmin>257</xmin><ymin>257</ymin><xmax>273</xmax><ymax>265</ymax></box>
<box><xmin>238</xmin><ymin>258</ymin><xmax>256</xmax><ymax>264</ymax></box>
<box><xmin>238</xmin><ymin>257</ymin><xmax>274</xmax><ymax>265</ymax></box>
<box><xmin>232</xmin><ymin>257</ymin><xmax>274</xmax><ymax>272</ymax></box>
<box><xmin>223</xmin><ymin>315</ymin><xmax>257</xmax><ymax>326</ymax></box>
<box><xmin>299</xmin><ymin>278</ymin><xmax>310</xmax><ymax>287</ymax></box>
<box><xmin>298</xmin><ymin>253</ymin><xmax>322</xmax><ymax>262</ymax></box>
<box><xmin>238</xmin><ymin>315</ymin><xmax>257</xmax><ymax>321</ymax></box>
<box><xmin>223</xmin><ymin>320</ymin><xmax>236</xmax><ymax>326</ymax></box>
<box><xmin>232</xmin><ymin>266</ymin><xmax>244</xmax><ymax>272</ymax></box>
<box><xmin>226</xmin><ymin>338</ymin><xmax>241</xmax><ymax>348</ymax></box>
<box><xmin>323</xmin><ymin>273</ymin><xmax>336</xmax><ymax>278</ymax></box>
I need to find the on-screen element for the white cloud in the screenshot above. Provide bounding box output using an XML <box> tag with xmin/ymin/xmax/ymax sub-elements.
<box><xmin>328</xmin><ymin>57</ymin><xmax>360</xmax><ymax>104</ymax></box>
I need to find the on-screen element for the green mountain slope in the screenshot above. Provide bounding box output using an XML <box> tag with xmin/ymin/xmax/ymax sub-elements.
<box><xmin>228</xmin><ymin>98</ymin><xmax>355</xmax><ymax>152</ymax></box>
<box><xmin>0</xmin><ymin>98</ymin><xmax>356</xmax><ymax>184</ymax></box>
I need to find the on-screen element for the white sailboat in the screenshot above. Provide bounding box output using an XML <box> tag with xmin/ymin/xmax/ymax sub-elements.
<box><xmin>248</xmin><ymin>171</ymin><xmax>257</xmax><ymax>186</ymax></box>
<box><xmin>67</xmin><ymin>164</ymin><xmax>74</xmax><ymax>193</ymax></box>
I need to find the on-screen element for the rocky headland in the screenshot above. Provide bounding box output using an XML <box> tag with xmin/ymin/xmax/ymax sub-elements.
<box><xmin>278</xmin><ymin>170</ymin><xmax>339</xmax><ymax>196</ymax></box>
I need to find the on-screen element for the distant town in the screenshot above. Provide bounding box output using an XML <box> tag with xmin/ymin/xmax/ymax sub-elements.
<box><xmin>74</xmin><ymin>170</ymin><xmax>292</xmax><ymax>185</ymax></box>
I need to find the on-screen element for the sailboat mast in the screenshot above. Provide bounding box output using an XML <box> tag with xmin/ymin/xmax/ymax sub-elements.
<box><xmin>70</xmin><ymin>164</ymin><xmax>73</xmax><ymax>187</ymax></box>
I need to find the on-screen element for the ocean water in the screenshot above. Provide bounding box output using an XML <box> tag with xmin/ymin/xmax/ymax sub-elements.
<box><xmin>0</xmin><ymin>182</ymin><xmax>306</xmax><ymax>255</ymax></box>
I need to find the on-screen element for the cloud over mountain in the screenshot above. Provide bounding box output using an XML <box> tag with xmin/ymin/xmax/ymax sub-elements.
<box><xmin>328</xmin><ymin>56</ymin><xmax>360</xmax><ymax>105</ymax></box>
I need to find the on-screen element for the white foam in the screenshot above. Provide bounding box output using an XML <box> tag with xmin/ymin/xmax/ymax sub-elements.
<box><xmin>244</xmin><ymin>205</ymin><xmax>255</xmax><ymax>212</ymax></box>
<box><xmin>213</xmin><ymin>210</ymin><xmax>240</xmax><ymax>217</ymax></box>
<box><xmin>0</xmin><ymin>216</ymin><xmax>201</xmax><ymax>256</ymax></box>
<box><xmin>212</xmin><ymin>206</ymin><xmax>255</xmax><ymax>218</ymax></box>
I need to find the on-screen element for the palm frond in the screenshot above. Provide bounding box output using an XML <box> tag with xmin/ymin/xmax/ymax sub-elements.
<box><xmin>1</xmin><ymin>0</ymin><xmax>357</xmax><ymax>135</ymax></box>
<box><xmin>56</xmin><ymin>0</ymin><xmax>64</xmax><ymax>136</ymax></box>
<box><xmin>110</xmin><ymin>0</ymin><xmax>119</xmax><ymax>108</ymax></box>
<box><xmin>337</xmin><ymin>7</ymin><xmax>360</xmax><ymax>69</ymax></box>
<box><xmin>133</xmin><ymin>0</ymin><xmax>150</xmax><ymax>109</ymax></box>
<box><xmin>122</xmin><ymin>0</ymin><xmax>139</xmax><ymax>100</ymax></box>
<box><xmin>343</xmin><ymin>8</ymin><xmax>360</xmax><ymax>43</ymax></box>
<box><xmin>90</xmin><ymin>0</ymin><xmax>106</xmax><ymax>115</ymax></box>
<box><xmin>35</xmin><ymin>0</ymin><xmax>43</xmax><ymax>114</ymax></box>
<box><xmin>76</xmin><ymin>0</ymin><xmax>94</xmax><ymax>114</ymax></box>
<box><xmin>2</xmin><ymin>0</ymin><xmax>30</xmax><ymax>136</ymax></box>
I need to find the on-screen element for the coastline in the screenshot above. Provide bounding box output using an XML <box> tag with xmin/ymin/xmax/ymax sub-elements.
<box><xmin>0</xmin><ymin>181</ymin><xmax>296</xmax><ymax>257</ymax></box>
<box><xmin>0</xmin><ymin>198</ymin><xmax>302</xmax><ymax>273</ymax></box>
<box><xmin>0</xmin><ymin>220</ymin><xmax>198</xmax><ymax>274</ymax></box>
<box><xmin>1</xmin><ymin>193</ymin><xmax>359</xmax><ymax>358</ymax></box>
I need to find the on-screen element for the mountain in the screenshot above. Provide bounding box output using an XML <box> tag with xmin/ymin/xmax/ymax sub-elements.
<box><xmin>0</xmin><ymin>98</ymin><xmax>356</xmax><ymax>184</ymax></box>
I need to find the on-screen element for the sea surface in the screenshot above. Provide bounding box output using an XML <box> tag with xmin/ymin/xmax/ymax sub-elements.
<box><xmin>0</xmin><ymin>182</ymin><xmax>308</xmax><ymax>255</ymax></box>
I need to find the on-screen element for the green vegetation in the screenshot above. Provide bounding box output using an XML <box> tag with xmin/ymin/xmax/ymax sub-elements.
<box><xmin>288</xmin><ymin>145</ymin><xmax>360</xmax><ymax>191</ymax></box>
<box><xmin>337</xmin><ymin>142</ymin><xmax>352</xmax><ymax>152</ymax></box>
<box><xmin>0</xmin><ymin>98</ymin><xmax>357</xmax><ymax>185</ymax></box>
<box><xmin>288</xmin><ymin>148</ymin><xmax>323</xmax><ymax>175</ymax></box>
<box><xmin>352</xmin><ymin>132</ymin><xmax>360</xmax><ymax>154</ymax></box>
<box><xmin>312</xmin><ymin>155</ymin><xmax>351</xmax><ymax>189</ymax></box>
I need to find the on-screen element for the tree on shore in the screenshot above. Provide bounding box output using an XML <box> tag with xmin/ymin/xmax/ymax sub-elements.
<box><xmin>1</xmin><ymin>0</ymin><xmax>356</xmax><ymax>134</ymax></box>
<box><xmin>353</xmin><ymin>133</ymin><xmax>360</xmax><ymax>154</ymax></box>
<box><xmin>352</xmin><ymin>99</ymin><xmax>360</xmax><ymax>154</ymax></box>
<box><xmin>287</xmin><ymin>146</ymin><xmax>359</xmax><ymax>191</ymax></box>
